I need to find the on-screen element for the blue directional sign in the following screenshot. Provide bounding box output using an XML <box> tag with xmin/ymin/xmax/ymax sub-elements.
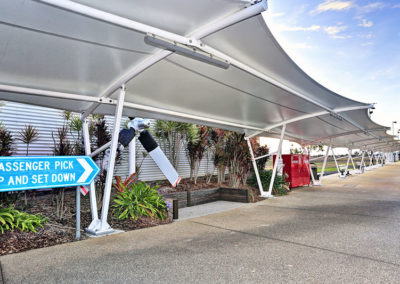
<box><xmin>0</xmin><ymin>156</ymin><xmax>100</xmax><ymax>192</ymax></box>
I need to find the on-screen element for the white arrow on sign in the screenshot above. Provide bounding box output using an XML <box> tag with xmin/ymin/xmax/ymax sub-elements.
<box><xmin>0</xmin><ymin>176</ymin><xmax>4</xmax><ymax>183</ymax></box>
<box><xmin>77</xmin><ymin>158</ymin><xmax>94</xmax><ymax>183</ymax></box>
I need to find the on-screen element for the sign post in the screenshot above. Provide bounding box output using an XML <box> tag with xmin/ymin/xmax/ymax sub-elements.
<box><xmin>0</xmin><ymin>156</ymin><xmax>100</xmax><ymax>192</ymax></box>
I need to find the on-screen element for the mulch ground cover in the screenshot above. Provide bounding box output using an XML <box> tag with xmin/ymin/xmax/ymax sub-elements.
<box><xmin>1</xmin><ymin>178</ymin><xmax>261</xmax><ymax>256</ymax></box>
<box><xmin>0</xmin><ymin>190</ymin><xmax>172</xmax><ymax>256</ymax></box>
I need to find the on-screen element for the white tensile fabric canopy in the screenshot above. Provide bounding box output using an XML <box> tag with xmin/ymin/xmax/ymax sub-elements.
<box><xmin>0</xmin><ymin>0</ymin><xmax>398</xmax><ymax>151</ymax></box>
<box><xmin>1</xmin><ymin>0</ymin><xmax>398</xmax><ymax>234</ymax></box>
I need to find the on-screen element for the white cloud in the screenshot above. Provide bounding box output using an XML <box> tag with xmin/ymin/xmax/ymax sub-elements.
<box><xmin>324</xmin><ymin>25</ymin><xmax>347</xmax><ymax>35</ymax></box>
<box><xmin>394</xmin><ymin>4</ymin><xmax>400</xmax><ymax>8</ymax></box>
<box><xmin>311</xmin><ymin>1</ymin><xmax>353</xmax><ymax>14</ymax></box>
<box><xmin>358</xmin><ymin>2</ymin><xmax>386</xmax><ymax>13</ymax></box>
<box><xmin>323</xmin><ymin>25</ymin><xmax>351</xmax><ymax>39</ymax></box>
<box><xmin>282</xmin><ymin>25</ymin><xmax>321</xmax><ymax>32</ymax></box>
<box><xmin>359</xmin><ymin>19</ymin><xmax>373</xmax><ymax>27</ymax></box>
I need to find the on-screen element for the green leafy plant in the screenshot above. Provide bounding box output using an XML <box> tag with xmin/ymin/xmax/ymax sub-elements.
<box><xmin>0</xmin><ymin>207</ymin><xmax>15</xmax><ymax>234</ymax></box>
<box><xmin>112</xmin><ymin>182</ymin><xmax>167</xmax><ymax>221</ymax></box>
<box><xmin>112</xmin><ymin>173</ymin><xmax>137</xmax><ymax>193</ymax></box>
<box><xmin>0</xmin><ymin>207</ymin><xmax>48</xmax><ymax>234</ymax></box>
<box><xmin>154</xmin><ymin>120</ymin><xmax>194</xmax><ymax>169</ymax></box>
<box><xmin>0</xmin><ymin>122</ymin><xmax>14</xmax><ymax>156</ymax></box>
<box><xmin>18</xmin><ymin>124</ymin><xmax>39</xmax><ymax>155</ymax></box>
<box><xmin>14</xmin><ymin>211</ymin><xmax>48</xmax><ymax>233</ymax></box>
<box><xmin>248</xmin><ymin>169</ymin><xmax>289</xmax><ymax>196</ymax></box>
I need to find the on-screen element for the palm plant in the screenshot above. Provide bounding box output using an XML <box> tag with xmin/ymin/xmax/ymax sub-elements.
<box><xmin>186</xmin><ymin>125</ymin><xmax>208</xmax><ymax>184</ymax></box>
<box><xmin>210</xmin><ymin>128</ymin><xmax>229</xmax><ymax>184</ymax></box>
<box><xmin>18</xmin><ymin>125</ymin><xmax>39</xmax><ymax>155</ymax></box>
<box><xmin>0</xmin><ymin>122</ymin><xmax>13</xmax><ymax>156</ymax></box>
<box><xmin>154</xmin><ymin>120</ymin><xmax>195</xmax><ymax>169</ymax></box>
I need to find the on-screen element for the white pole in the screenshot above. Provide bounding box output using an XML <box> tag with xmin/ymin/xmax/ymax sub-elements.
<box><xmin>331</xmin><ymin>147</ymin><xmax>342</xmax><ymax>178</ymax></box>
<box><xmin>128</xmin><ymin>137</ymin><xmax>136</xmax><ymax>175</ymax></box>
<box><xmin>82</xmin><ymin>119</ymin><xmax>99</xmax><ymax>222</ymax></box>
<box><xmin>268</xmin><ymin>125</ymin><xmax>286</xmax><ymax>196</ymax></box>
<box><xmin>303</xmin><ymin>146</ymin><xmax>316</xmax><ymax>185</ymax></box>
<box><xmin>319</xmin><ymin>143</ymin><xmax>331</xmax><ymax>184</ymax></box>
<box><xmin>349</xmin><ymin>149</ymin><xmax>356</xmax><ymax>170</ymax></box>
<box><xmin>246</xmin><ymin>138</ymin><xmax>266</xmax><ymax>196</ymax></box>
<box><xmin>359</xmin><ymin>150</ymin><xmax>365</xmax><ymax>174</ymax></box>
<box><xmin>344</xmin><ymin>149</ymin><xmax>351</xmax><ymax>175</ymax></box>
<box><xmin>99</xmin><ymin>86</ymin><xmax>126</xmax><ymax>232</ymax></box>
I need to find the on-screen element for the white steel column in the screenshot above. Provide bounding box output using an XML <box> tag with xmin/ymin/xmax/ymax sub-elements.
<box><xmin>344</xmin><ymin>150</ymin><xmax>351</xmax><ymax>176</ymax></box>
<box><xmin>82</xmin><ymin>119</ymin><xmax>100</xmax><ymax>230</ymax></box>
<box><xmin>318</xmin><ymin>143</ymin><xmax>331</xmax><ymax>185</ymax></box>
<box><xmin>349</xmin><ymin>149</ymin><xmax>356</xmax><ymax>171</ymax></box>
<box><xmin>358</xmin><ymin>151</ymin><xmax>366</xmax><ymax>174</ymax></box>
<box><xmin>128</xmin><ymin>137</ymin><xmax>136</xmax><ymax>175</ymax></box>
<box><xmin>304</xmin><ymin>146</ymin><xmax>316</xmax><ymax>185</ymax></box>
<box><xmin>99</xmin><ymin>86</ymin><xmax>126</xmax><ymax>233</ymax></box>
<box><xmin>246</xmin><ymin>138</ymin><xmax>266</xmax><ymax>197</ymax></box>
<box><xmin>268</xmin><ymin>125</ymin><xmax>286</xmax><ymax>196</ymax></box>
<box><xmin>331</xmin><ymin>147</ymin><xmax>343</xmax><ymax>178</ymax></box>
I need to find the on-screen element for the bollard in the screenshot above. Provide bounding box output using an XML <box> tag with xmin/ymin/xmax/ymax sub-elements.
<box><xmin>173</xmin><ymin>199</ymin><xmax>179</xmax><ymax>220</ymax></box>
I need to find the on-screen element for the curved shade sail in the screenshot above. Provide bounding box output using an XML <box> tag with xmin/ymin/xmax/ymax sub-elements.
<box><xmin>0</xmin><ymin>0</ymin><xmax>398</xmax><ymax>150</ymax></box>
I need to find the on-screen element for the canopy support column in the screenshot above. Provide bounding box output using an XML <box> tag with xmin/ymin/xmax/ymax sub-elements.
<box><xmin>349</xmin><ymin>149</ymin><xmax>356</xmax><ymax>171</ymax></box>
<box><xmin>82</xmin><ymin>119</ymin><xmax>100</xmax><ymax>232</ymax></box>
<box><xmin>358</xmin><ymin>151</ymin><xmax>366</xmax><ymax>174</ymax></box>
<box><xmin>268</xmin><ymin>124</ymin><xmax>286</xmax><ymax>197</ymax></box>
<box><xmin>88</xmin><ymin>85</ymin><xmax>126</xmax><ymax>235</ymax></box>
<box><xmin>317</xmin><ymin>143</ymin><xmax>331</xmax><ymax>185</ymax></box>
<box><xmin>303</xmin><ymin>146</ymin><xmax>316</xmax><ymax>185</ymax></box>
<box><xmin>344</xmin><ymin>150</ymin><xmax>351</xmax><ymax>177</ymax></box>
<box><xmin>331</xmin><ymin>147</ymin><xmax>344</xmax><ymax>178</ymax></box>
<box><xmin>246</xmin><ymin>138</ymin><xmax>266</xmax><ymax>197</ymax></box>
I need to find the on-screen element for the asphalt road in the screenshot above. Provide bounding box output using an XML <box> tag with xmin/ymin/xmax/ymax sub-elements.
<box><xmin>1</xmin><ymin>163</ymin><xmax>400</xmax><ymax>283</ymax></box>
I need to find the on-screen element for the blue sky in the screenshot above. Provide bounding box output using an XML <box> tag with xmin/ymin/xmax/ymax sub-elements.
<box><xmin>262</xmin><ymin>0</ymin><xmax>400</xmax><ymax>136</ymax></box>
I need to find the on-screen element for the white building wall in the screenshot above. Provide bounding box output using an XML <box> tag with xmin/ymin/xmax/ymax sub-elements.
<box><xmin>0</xmin><ymin>101</ymin><xmax>216</xmax><ymax>182</ymax></box>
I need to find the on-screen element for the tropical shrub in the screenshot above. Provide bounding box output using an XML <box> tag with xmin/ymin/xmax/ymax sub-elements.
<box><xmin>0</xmin><ymin>207</ymin><xmax>48</xmax><ymax>234</ymax></box>
<box><xmin>225</xmin><ymin>132</ymin><xmax>252</xmax><ymax>188</ymax></box>
<box><xmin>154</xmin><ymin>120</ymin><xmax>195</xmax><ymax>169</ymax></box>
<box><xmin>0</xmin><ymin>122</ymin><xmax>13</xmax><ymax>156</ymax></box>
<box><xmin>248</xmin><ymin>169</ymin><xmax>289</xmax><ymax>196</ymax></box>
<box><xmin>250</xmin><ymin>138</ymin><xmax>269</xmax><ymax>171</ymax></box>
<box><xmin>112</xmin><ymin>173</ymin><xmax>137</xmax><ymax>193</ymax></box>
<box><xmin>186</xmin><ymin>125</ymin><xmax>208</xmax><ymax>184</ymax></box>
<box><xmin>112</xmin><ymin>182</ymin><xmax>167</xmax><ymax>221</ymax></box>
<box><xmin>209</xmin><ymin>128</ymin><xmax>229</xmax><ymax>184</ymax></box>
<box><xmin>0</xmin><ymin>207</ymin><xmax>14</xmax><ymax>234</ymax></box>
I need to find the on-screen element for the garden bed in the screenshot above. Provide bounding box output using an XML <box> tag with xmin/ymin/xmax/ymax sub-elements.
<box><xmin>0</xmin><ymin>190</ymin><xmax>172</xmax><ymax>256</ymax></box>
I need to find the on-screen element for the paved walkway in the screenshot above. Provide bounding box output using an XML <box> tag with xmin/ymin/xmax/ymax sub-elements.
<box><xmin>1</xmin><ymin>163</ymin><xmax>400</xmax><ymax>283</ymax></box>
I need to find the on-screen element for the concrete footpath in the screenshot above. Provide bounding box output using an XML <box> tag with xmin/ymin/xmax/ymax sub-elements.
<box><xmin>1</xmin><ymin>163</ymin><xmax>400</xmax><ymax>283</ymax></box>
